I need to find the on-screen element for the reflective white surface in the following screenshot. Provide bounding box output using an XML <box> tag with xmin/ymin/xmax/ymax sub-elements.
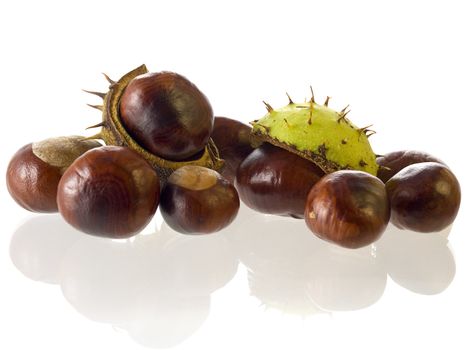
<box><xmin>1</xmin><ymin>1</ymin><xmax>467</xmax><ymax>349</ymax></box>
<box><xmin>5</xmin><ymin>206</ymin><xmax>459</xmax><ymax>348</ymax></box>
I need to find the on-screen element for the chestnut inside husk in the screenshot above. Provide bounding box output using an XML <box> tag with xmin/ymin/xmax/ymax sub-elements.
<box><xmin>119</xmin><ymin>71</ymin><xmax>214</xmax><ymax>161</ymax></box>
<box><xmin>84</xmin><ymin>65</ymin><xmax>223</xmax><ymax>183</ymax></box>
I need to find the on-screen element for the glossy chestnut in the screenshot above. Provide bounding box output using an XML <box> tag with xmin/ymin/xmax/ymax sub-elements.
<box><xmin>119</xmin><ymin>71</ymin><xmax>213</xmax><ymax>161</ymax></box>
<box><xmin>305</xmin><ymin>170</ymin><xmax>390</xmax><ymax>249</ymax></box>
<box><xmin>211</xmin><ymin>116</ymin><xmax>254</xmax><ymax>183</ymax></box>
<box><xmin>385</xmin><ymin>162</ymin><xmax>461</xmax><ymax>232</ymax></box>
<box><xmin>235</xmin><ymin>143</ymin><xmax>325</xmax><ymax>218</ymax></box>
<box><xmin>57</xmin><ymin>146</ymin><xmax>160</xmax><ymax>238</ymax></box>
<box><xmin>6</xmin><ymin>136</ymin><xmax>100</xmax><ymax>212</ymax></box>
<box><xmin>376</xmin><ymin>150</ymin><xmax>444</xmax><ymax>183</ymax></box>
<box><xmin>160</xmin><ymin>165</ymin><xmax>239</xmax><ymax>234</ymax></box>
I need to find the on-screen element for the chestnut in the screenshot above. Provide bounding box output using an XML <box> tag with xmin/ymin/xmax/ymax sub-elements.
<box><xmin>160</xmin><ymin>165</ymin><xmax>239</xmax><ymax>234</ymax></box>
<box><xmin>385</xmin><ymin>162</ymin><xmax>461</xmax><ymax>233</ymax></box>
<box><xmin>211</xmin><ymin>116</ymin><xmax>254</xmax><ymax>183</ymax></box>
<box><xmin>119</xmin><ymin>71</ymin><xmax>214</xmax><ymax>161</ymax></box>
<box><xmin>6</xmin><ymin>136</ymin><xmax>101</xmax><ymax>212</ymax></box>
<box><xmin>376</xmin><ymin>150</ymin><xmax>444</xmax><ymax>183</ymax></box>
<box><xmin>305</xmin><ymin>170</ymin><xmax>390</xmax><ymax>249</ymax></box>
<box><xmin>57</xmin><ymin>146</ymin><xmax>160</xmax><ymax>238</ymax></box>
<box><xmin>235</xmin><ymin>143</ymin><xmax>325</xmax><ymax>218</ymax></box>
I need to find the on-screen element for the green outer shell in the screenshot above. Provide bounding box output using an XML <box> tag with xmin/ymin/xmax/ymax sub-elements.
<box><xmin>251</xmin><ymin>102</ymin><xmax>378</xmax><ymax>175</ymax></box>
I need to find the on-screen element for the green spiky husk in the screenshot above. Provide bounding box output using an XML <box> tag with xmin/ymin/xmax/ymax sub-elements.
<box><xmin>88</xmin><ymin>65</ymin><xmax>224</xmax><ymax>183</ymax></box>
<box><xmin>251</xmin><ymin>101</ymin><xmax>378</xmax><ymax>175</ymax></box>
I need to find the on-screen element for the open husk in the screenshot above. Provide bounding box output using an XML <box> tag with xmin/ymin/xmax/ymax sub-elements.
<box><xmin>84</xmin><ymin>64</ymin><xmax>224</xmax><ymax>183</ymax></box>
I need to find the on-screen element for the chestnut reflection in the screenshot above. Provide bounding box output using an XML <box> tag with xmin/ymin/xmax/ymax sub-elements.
<box><xmin>378</xmin><ymin>223</ymin><xmax>455</xmax><ymax>295</ymax></box>
<box><xmin>9</xmin><ymin>215</ymin><xmax>80</xmax><ymax>284</ymax></box>
<box><xmin>226</xmin><ymin>210</ymin><xmax>323</xmax><ymax>315</ymax></box>
<box><xmin>10</xmin><ymin>214</ymin><xmax>238</xmax><ymax>348</ymax></box>
<box><xmin>226</xmin><ymin>207</ymin><xmax>387</xmax><ymax>313</ymax></box>
<box><xmin>305</xmin><ymin>244</ymin><xmax>387</xmax><ymax>311</ymax></box>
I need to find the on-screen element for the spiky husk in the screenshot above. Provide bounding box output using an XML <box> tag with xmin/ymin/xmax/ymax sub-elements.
<box><xmin>85</xmin><ymin>65</ymin><xmax>224</xmax><ymax>183</ymax></box>
<box><xmin>251</xmin><ymin>98</ymin><xmax>378</xmax><ymax>175</ymax></box>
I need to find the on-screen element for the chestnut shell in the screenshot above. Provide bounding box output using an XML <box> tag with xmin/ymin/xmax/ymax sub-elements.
<box><xmin>385</xmin><ymin>162</ymin><xmax>461</xmax><ymax>232</ymax></box>
<box><xmin>160</xmin><ymin>166</ymin><xmax>239</xmax><ymax>234</ymax></box>
<box><xmin>235</xmin><ymin>143</ymin><xmax>325</xmax><ymax>218</ymax></box>
<box><xmin>119</xmin><ymin>71</ymin><xmax>214</xmax><ymax>161</ymax></box>
<box><xmin>376</xmin><ymin>150</ymin><xmax>444</xmax><ymax>183</ymax></box>
<box><xmin>211</xmin><ymin>116</ymin><xmax>254</xmax><ymax>183</ymax></box>
<box><xmin>57</xmin><ymin>146</ymin><xmax>160</xmax><ymax>238</ymax></box>
<box><xmin>305</xmin><ymin>170</ymin><xmax>390</xmax><ymax>249</ymax></box>
<box><xmin>6</xmin><ymin>137</ymin><xmax>100</xmax><ymax>213</ymax></box>
<box><xmin>6</xmin><ymin>144</ymin><xmax>61</xmax><ymax>212</ymax></box>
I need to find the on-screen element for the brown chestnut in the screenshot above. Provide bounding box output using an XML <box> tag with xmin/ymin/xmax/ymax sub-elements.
<box><xmin>385</xmin><ymin>162</ymin><xmax>461</xmax><ymax>232</ymax></box>
<box><xmin>235</xmin><ymin>143</ymin><xmax>325</xmax><ymax>218</ymax></box>
<box><xmin>6</xmin><ymin>136</ymin><xmax>101</xmax><ymax>212</ymax></box>
<box><xmin>160</xmin><ymin>165</ymin><xmax>239</xmax><ymax>234</ymax></box>
<box><xmin>119</xmin><ymin>71</ymin><xmax>213</xmax><ymax>161</ymax></box>
<box><xmin>376</xmin><ymin>150</ymin><xmax>444</xmax><ymax>183</ymax></box>
<box><xmin>305</xmin><ymin>170</ymin><xmax>390</xmax><ymax>249</ymax></box>
<box><xmin>210</xmin><ymin>116</ymin><xmax>254</xmax><ymax>183</ymax></box>
<box><xmin>57</xmin><ymin>146</ymin><xmax>160</xmax><ymax>238</ymax></box>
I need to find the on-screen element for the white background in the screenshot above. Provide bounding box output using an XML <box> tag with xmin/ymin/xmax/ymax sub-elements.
<box><xmin>1</xmin><ymin>1</ymin><xmax>466</xmax><ymax>349</ymax></box>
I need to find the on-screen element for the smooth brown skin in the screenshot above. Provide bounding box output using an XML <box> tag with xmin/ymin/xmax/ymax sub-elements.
<box><xmin>386</xmin><ymin>162</ymin><xmax>461</xmax><ymax>232</ymax></box>
<box><xmin>6</xmin><ymin>144</ymin><xmax>62</xmax><ymax>212</ymax></box>
<box><xmin>57</xmin><ymin>146</ymin><xmax>160</xmax><ymax>238</ymax></box>
<box><xmin>235</xmin><ymin>143</ymin><xmax>325</xmax><ymax>218</ymax></box>
<box><xmin>160</xmin><ymin>166</ymin><xmax>239</xmax><ymax>234</ymax></box>
<box><xmin>376</xmin><ymin>150</ymin><xmax>444</xmax><ymax>183</ymax></box>
<box><xmin>6</xmin><ymin>137</ymin><xmax>100</xmax><ymax>213</ymax></box>
<box><xmin>305</xmin><ymin>170</ymin><xmax>390</xmax><ymax>249</ymax></box>
<box><xmin>119</xmin><ymin>71</ymin><xmax>214</xmax><ymax>161</ymax></box>
<box><xmin>211</xmin><ymin>116</ymin><xmax>254</xmax><ymax>183</ymax></box>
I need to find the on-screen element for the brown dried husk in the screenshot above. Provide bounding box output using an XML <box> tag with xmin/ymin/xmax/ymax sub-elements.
<box><xmin>89</xmin><ymin>64</ymin><xmax>224</xmax><ymax>183</ymax></box>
